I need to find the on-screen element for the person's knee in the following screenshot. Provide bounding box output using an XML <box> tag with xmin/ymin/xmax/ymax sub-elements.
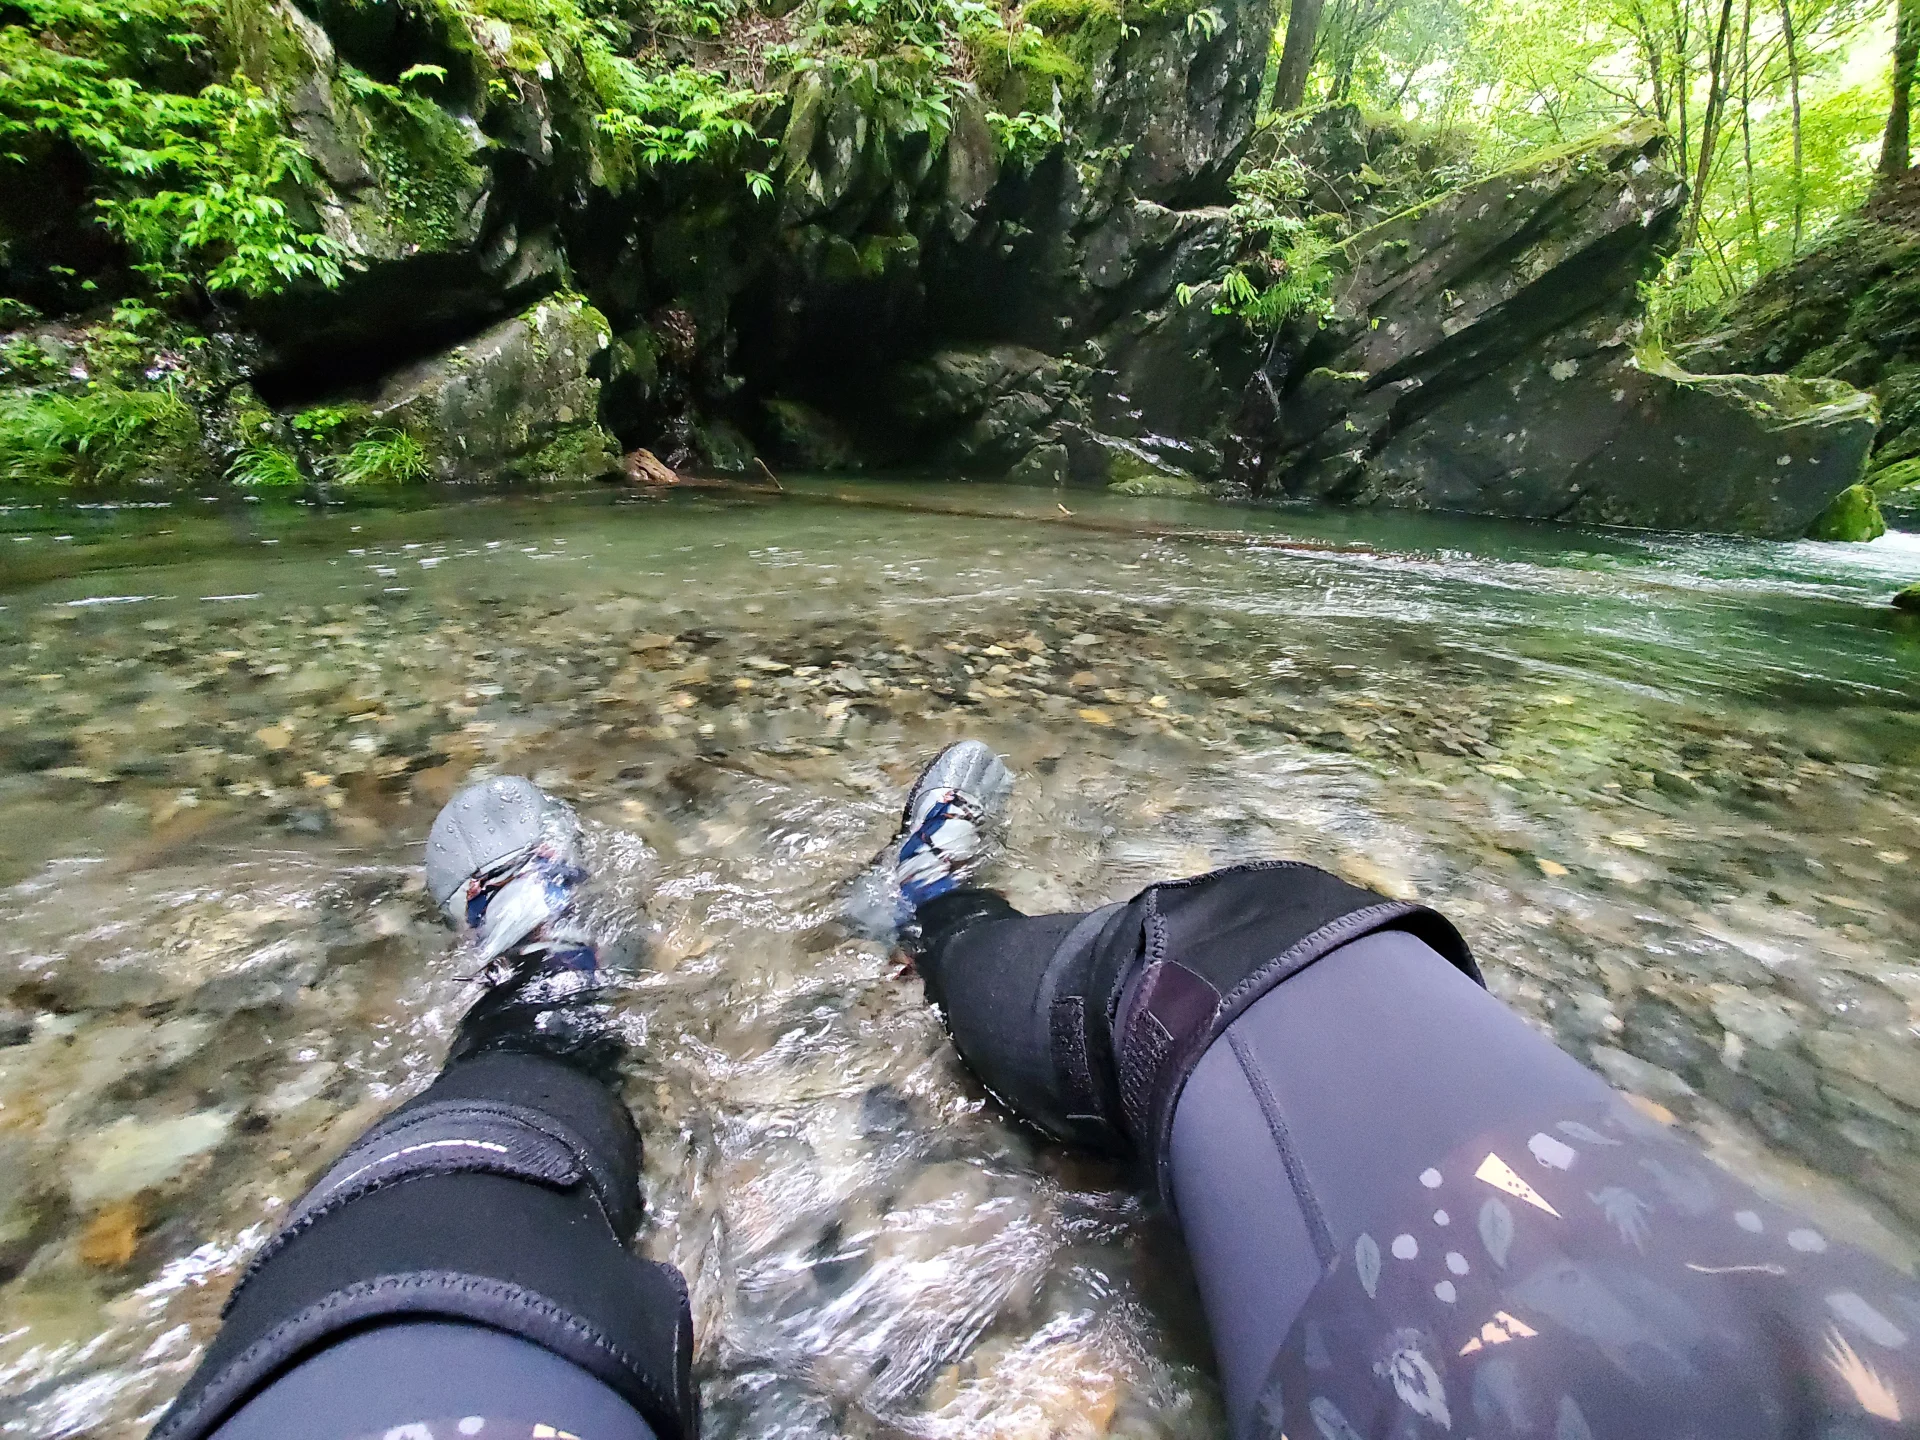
<box><xmin>912</xmin><ymin>864</ymin><xmax>1479</xmax><ymax>1200</ymax></box>
<box><xmin>150</xmin><ymin>1051</ymin><xmax>696</xmax><ymax>1440</ymax></box>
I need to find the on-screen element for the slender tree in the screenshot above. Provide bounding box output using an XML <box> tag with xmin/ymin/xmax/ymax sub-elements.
<box><xmin>1779</xmin><ymin>0</ymin><xmax>1804</xmax><ymax>250</ymax></box>
<box><xmin>1881</xmin><ymin>0</ymin><xmax>1920</xmax><ymax>179</ymax></box>
<box><xmin>1670</xmin><ymin>0</ymin><xmax>1695</xmax><ymax>181</ymax></box>
<box><xmin>1274</xmin><ymin>0</ymin><xmax>1329</xmax><ymax>110</ymax></box>
<box><xmin>1684</xmin><ymin>0</ymin><xmax>1740</xmax><ymax>249</ymax></box>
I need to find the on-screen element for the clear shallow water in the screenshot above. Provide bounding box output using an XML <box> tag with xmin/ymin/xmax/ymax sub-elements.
<box><xmin>0</xmin><ymin>480</ymin><xmax>1917</xmax><ymax>1439</ymax></box>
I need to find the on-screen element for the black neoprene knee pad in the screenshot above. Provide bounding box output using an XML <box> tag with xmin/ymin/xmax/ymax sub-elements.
<box><xmin>150</xmin><ymin>1051</ymin><xmax>697</xmax><ymax>1440</ymax></box>
<box><xmin>918</xmin><ymin>865</ymin><xmax>1479</xmax><ymax>1202</ymax></box>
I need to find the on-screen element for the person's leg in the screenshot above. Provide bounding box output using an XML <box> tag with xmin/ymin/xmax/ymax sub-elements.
<box><xmin>153</xmin><ymin>778</ymin><xmax>695</xmax><ymax>1440</ymax></box>
<box><xmin>891</xmin><ymin>743</ymin><xmax>1920</xmax><ymax>1440</ymax></box>
<box><xmin>1167</xmin><ymin>927</ymin><xmax>1613</xmax><ymax>1433</ymax></box>
<box><xmin>914</xmin><ymin>887</ymin><xmax>1134</xmax><ymax>1153</ymax></box>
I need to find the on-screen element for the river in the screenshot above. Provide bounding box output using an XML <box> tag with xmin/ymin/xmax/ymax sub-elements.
<box><xmin>1</xmin><ymin>480</ymin><xmax>1917</xmax><ymax>1438</ymax></box>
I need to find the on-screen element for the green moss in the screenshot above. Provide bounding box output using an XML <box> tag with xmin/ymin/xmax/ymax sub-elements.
<box><xmin>344</xmin><ymin>67</ymin><xmax>486</xmax><ymax>248</ymax></box>
<box><xmin>515</xmin><ymin>422</ymin><xmax>618</xmax><ymax>483</ymax></box>
<box><xmin>1011</xmin><ymin>0</ymin><xmax>1119</xmax><ymax>103</ymax></box>
<box><xmin>1022</xmin><ymin>0</ymin><xmax>1118</xmax><ymax>30</ymax></box>
<box><xmin>1805</xmin><ymin>483</ymin><xmax>1886</xmax><ymax>542</ymax></box>
<box><xmin>612</xmin><ymin>327</ymin><xmax>659</xmax><ymax>393</ymax></box>
<box><xmin>1868</xmin><ymin>455</ymin><xmax>1920</xmax><ymax>497</ymax></box>
<box><xmin>854</xmin><ymin>233</ymin><xmax>918</xmax><ymax>277</ymax></box>
<box><xmin>224</xmin><ymin>384</ymin><xmax>279</xmax><ymax>444</ymax></box>
<box><xmin>1110</xmin><ymin>471</ymin><xmax>1208</xmax><ymax>497</ymax></box>
<box><xmin>1345</xmin><ymin>122</ymin><xmax>1663</xmax><ymax>257</ymax></box>
<box><xmin>1104</xmin><ymin>446</ymin><xmax>1200</xmax><ymax>492</ymax></box>
<box><xmin>690</xmin><ymin>415</ymin><xmax>755</xmax><ymax>473</ymax></box>
<box><xmin>763</xmin><ymin>397</ymin><xmax>859</xmax><ymax>469</ymax></box>
<box><xmin>965</xmin><ymin>20</ymin><xmax>1085</xmax><ymax>103</ymax></box>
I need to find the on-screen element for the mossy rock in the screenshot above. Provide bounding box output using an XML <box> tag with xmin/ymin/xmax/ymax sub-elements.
<box><xmin>1105</xmin><ymin>445</ymin><xmax>1206</xmax><ymax>496</ymax></box>
<box><xmin>1110</xmin><ymin>470</ymin><xmax>1208</xmax><ymax>497</ymax></box>
<box><xmin>763</xmin><ymin>398</ymin><xmax>861</xmax><ymax>470</ymax></box>
<box><xmin>691</xmin><ymin>416</ymin><xmax>757</xmax><ymax>474</ymax></box>
<box><xmin>1008</xmin><ymin>442</ymin><xmax>1070</xmax><ymax>485</ymax></box>
<box><xmin>1805</xmin><ymin>484</ymin><xmax>1887</xmax><ymax>543</ymax></box>
<box><xmin>1869</xmin><ymin>455</ymin><xmax>1920</xmax><ymax>498</ymax></box>
<box><xmin>358</xmin><ymin>296</ymin><xmax>617</xmax><ymax>486</ymax></box>
<box><xmin>1893</xmin><ymin>584</ymin><xmax>1920</xmax><ymax>613</ymax></box>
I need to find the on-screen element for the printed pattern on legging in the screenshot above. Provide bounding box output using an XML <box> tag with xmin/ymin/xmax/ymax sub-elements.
<box><xmin>1255</xmin><ymin>1094</ymin><xmax>1920</xmax><ymax>1438</ymax></box>
<box><xmin>350</xmin><ymin>1419</ymin><xmax>598</xmax><ymax>1439</ymax></box>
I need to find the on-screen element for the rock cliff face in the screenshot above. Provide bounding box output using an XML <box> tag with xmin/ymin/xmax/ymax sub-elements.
<box><xmin>1232</xmin><ymin>128</ymin><xmax>1878</xmax><ymax>538</ymax></box>
<box><xmin>1681</xmin><ymin>167</ymin><xmax>1920</xmax><ymax>530</ymax></box>
<box><xmin>221</xmin><ymin>0</ymin><xmax>1278</xmax><ymax>485</ymax></box>
<box><xmin>0</xmin><ymin>0</ymin><xmax>1881</xmax><ymax>536</ymax></box>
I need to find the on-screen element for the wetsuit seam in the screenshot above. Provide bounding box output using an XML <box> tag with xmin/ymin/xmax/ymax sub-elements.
<box><xmin>1225</xmin><ymin>1027</ymin><xmax>1336</xmax><ymax>1269</ymax></box>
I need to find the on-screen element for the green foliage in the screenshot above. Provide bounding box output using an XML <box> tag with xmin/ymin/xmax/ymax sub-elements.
<box><xmin>289</xmin><ymin>404</ymin><xmax>433</xmax><ymax>485</ymax></box>
<box><xmin>985</xmin><ymin>106</ymin><xmax>1063</xmax><ymax>164</ymax></box>
<box><xmin>1266</xmin><ymin>0</ymin><xmax>1891</xmax><ymax>319</ymax></box>
<box><xmin>0</xmin><ymin>336</ymin><xmax>63</xmax><ymax>385</ymax></box>
<box><xmin>1183</xmin><ymin>6</ymin><xmax>1221</xmax><ymax>40</ymax></box>
<box><xmin>1199</xmin><ymin>147</ymin><xmax>1339</xmax><ymax>332</ymax></box>
<box><xmin>0</xmin><ymin>382</ymin><xmax>198</xmax><ymax>485</ymax></box>
<box><xmin>589</xmin><ymin>52</ymin><xmax>767</xmax><ymax>180</ymax></box>
<box><xmin>771</xmin><ymin>0</ymin><xmax>959</xmax><ymax>152</ymax></box>
<box><xmin>227</xmin><ymin>439</ymin><xmax>304</xmax><ymax>487</ymax></box>
<box><xmin>334</xmin><ymin>428</ymin><xmax>430</xmax><ymax>485</ymax></box>
<box><xmin>341</xmin><ymin>67</ymin><xmax>485</xmax><ymax>246</ymax></box>
<box><xmin>1</xmin><ymin>0</ymin><xmax>347</xmax><ymax>298</ymax></box>
<box><xmin>290</xmin><ymin>403</ymin><xmax>372</xmax><ymax>445</ymax></box>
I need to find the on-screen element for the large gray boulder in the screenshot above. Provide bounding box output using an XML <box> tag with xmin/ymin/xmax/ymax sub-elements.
<box><xmin>368</xmin><ymin>297</ymin><xmax>619</xmax><ymax>485</ymax></box>
<box><xmin>891</xmin><ymin>344</ymin><xmax>1093</xmax><ymax>470</ymax></box>
<box><xmin>1245</xmin><ymin>126</ymin><xmax>1879</xmax><ymax>537</ymax></box>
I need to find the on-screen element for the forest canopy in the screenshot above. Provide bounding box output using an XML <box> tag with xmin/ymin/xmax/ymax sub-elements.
<box><xmin>1267</xmin><ymin>0</ymin><xmax>1902</xmax><ymax>319</ymax></box>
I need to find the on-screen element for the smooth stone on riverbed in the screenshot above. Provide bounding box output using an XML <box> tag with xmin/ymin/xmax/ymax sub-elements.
<box><xmin>1806</xmin><ymin>1030</ymin><xmax>1920</xmax><ymax>1111</ymax></box>
<box><xmin>68</xmin><ymin>1110</ymin><xmax>237</xmax><ymax>1207</ymax></box>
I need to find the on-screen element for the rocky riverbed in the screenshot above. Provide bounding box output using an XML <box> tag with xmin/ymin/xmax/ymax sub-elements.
<box><xmin>1</xmin><ymin>483</ymin><xmax>1918</xmax><ymax>1438</ymax></box>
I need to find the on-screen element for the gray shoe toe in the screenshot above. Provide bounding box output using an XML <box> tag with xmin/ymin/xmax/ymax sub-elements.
<box><xmin>426</xmin><ymin>775</ymin><xmax>576</xmax><ymax>916</ymax></box>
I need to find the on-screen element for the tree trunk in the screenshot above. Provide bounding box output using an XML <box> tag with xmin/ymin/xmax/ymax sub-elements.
<box><xmin>1683</xmin><ymin>0</ymin><xmax>1737</xmax><ymax>252</ymax></box>
<box><xmin>1669</xmin><ymin>0</ymin><xmax>1693</xmax><ymax>184</ymax></box>
<box><xmin>1880</xmin><ymin>0</ymin><xmax>1920</xmax><ymax>180</ymax></box>
<box><xmin>1274</xmin><ymin>0</ymin><xmax>1328</xmax><ymax>111</ymax></box>
<box><xmin>1741</xmin><ymin>0</ymin><xmax>1761</xmax><ymax>269</ymax></box>
<box><xmin>1624</xmin><ymin>0</ymin><xmax>1668</xmax><ymax>133</ymax></box>
<box><xmin>1780</xmin><ymin>0</ymin><xmax>1802</xmax><ymax>251</ymax></box>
